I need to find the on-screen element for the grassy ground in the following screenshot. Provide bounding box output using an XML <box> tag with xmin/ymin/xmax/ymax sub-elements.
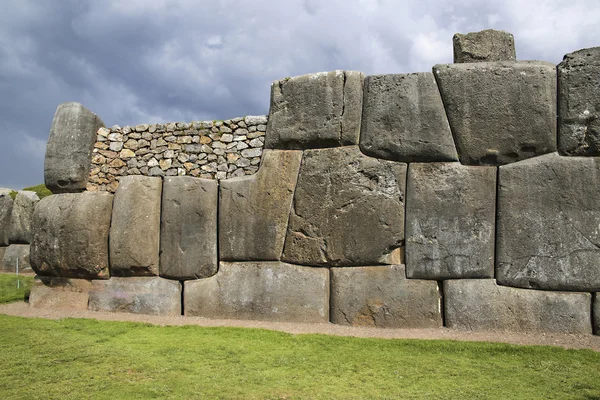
<box><xmin>0</xmin><ymin>274</ymin><xmax>33</xmax><ymax>304</ymax></box>
<box><xmin>9</xmin><ymin>183</ymin><xmax>53</xmax><ymax>199</ymax></box>
<box><xmin>0</xmin><ymin>314</ymin><xmax>598</xmax><ymax>400</ymax></box>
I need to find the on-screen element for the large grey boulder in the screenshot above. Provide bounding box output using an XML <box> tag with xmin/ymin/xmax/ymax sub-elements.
<box><xmin>0</xmin><ymin>189</ymin><xmax>13</xmax><ymax>246</ymax></box>
<box><xmin>220</xmin><ymin>150</ymin><xmax>302</xmax><ymax>260</ymax></box>
<box><xmin>160</xmin><ymin>177</ymin><xmax>218</xmax><ymax>280</ymax></box>
<box><xmin>434</xmin><ymin>61</ymin><xmax>556</xmax><ymax>165</ymax></box>
<box><xmin>110</xmin><ymin>176</ymin><xmax>162</xmax><ymax>276</ymax></box>
<box><xmin>1</xmin><ymin>244</ymin><xmax>31</xmax><ymax>273</ymax></box>
<box><xmin>557</xmin><ymin>47</ymin><xmax>600</xmax><ymax>155</ymax></box>
<box><xmin>265</xmin><ymin>71</ymin><xmax>364</xmax><ymax>149</ymax></box>
<box><xmin>359</xmin><ymin>73</ymin><xmax>458</xmax><ymax>162</ymax></box>
<box><xmin>453</xmin><ymin>29</ymin><xmax>516</xmax><ymax>63</ymax></box>
<box><xmin>30</xmin><ymin>193</ymin><xmax>113</xmax><ymax>279</ymax></box>
<box><xmin>45</xmin><ymin>102</ymin><xmax>105</xmax><ymax>193</ymax></box>
<box><xmin>331</xmin><ymin>265</ymin><xmax>442</xmax><ymax>328</ymax></box>
<box><xmin>405</xmin><ymin>163</ymin><xmax>496</xmax><ymax>279</ymax></box>
<box><xmin>88</xmin><ymin>277</ymin><xmax>181</xmax><ymax>316</ymax></box>
<box><xmin>497</xmin><ymin>153</ymin><xmax>600</xmax><ymax>291</ymax></box>
<box><xmin>594</xmin><ymin>295</ymin><xmax>600</xmax><ymax>335</ymax></box>
<box><xmin>184</xmin><ymin>261</ymin><xmax>329</xmax><ymax>323</ymax></box>
<box><xmin>29</xmin><ymin>276</ymin><xmax>92</xmax><ymax>310</ymax></box>
<box><xmin>8</xmin><ymin>191</ymin><xmax>40</xmax><ymax>244</ymax></box>
<box><xmin>0</xmin><ymin>247</ymin><xmax>5</xmax><ymax>267</ymax></box>
<box><xmin>282</xmin><ymin>146</ymin><xmax>406</xmax><ymax>267</ymax></box>
<box><xmin>444</xmin><ymin>279</ymin><xmax>592</xmax><ymax>334</ymax></box>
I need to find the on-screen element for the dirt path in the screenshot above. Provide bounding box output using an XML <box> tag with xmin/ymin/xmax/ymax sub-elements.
<box><xmin>1</xmin><ymin>302</ymin><xmax>599</xmax><ymax>352</ymax></box>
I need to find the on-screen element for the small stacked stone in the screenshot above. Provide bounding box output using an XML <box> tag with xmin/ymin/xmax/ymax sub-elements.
<box><xmin>87</xmin><ymin>116</ymin><xmax>267</xmax><ymax>192</ymax></box>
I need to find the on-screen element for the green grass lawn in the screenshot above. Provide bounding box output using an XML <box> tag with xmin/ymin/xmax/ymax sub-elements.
<box><xmin>0</xmin><ymin>274</ymin><xmax>33</xmax><ymax>304</ymax></box>
<box><xmin>0</xmin><ymin>314</ymin><xmax>598</xmax><ymax>400</ymax></box>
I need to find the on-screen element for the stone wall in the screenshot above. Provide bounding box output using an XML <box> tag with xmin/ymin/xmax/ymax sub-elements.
<box><xmin>19</xmin><ymin>29</ymin><xmax>600</xmax><ymax>336</ymax></box>
<box><xmin>0</xmin><ymin>189</ymin><xmax>38</xmax><ymax>274</ymax></box>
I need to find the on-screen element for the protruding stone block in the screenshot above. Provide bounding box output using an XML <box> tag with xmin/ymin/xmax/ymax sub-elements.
<box><xmin>360</xmin><ymin>73</ymin><xmax>458</xmax><ymax>162</ymax></box>
<box><xmin>331</xmin><ymin>265</ymin><xmax>442</xmax><ymax>328</ymax></box>
<box><xmin>434</xmin><ymin>61</ymin><xmax>556</xmax><ymax>165</ymax></box>
<box><xmin>497</xmin><ymin>153</ymin><xmax>600</xmax><ymax>291</ymax></box>
<box><xmin>557</xmin><ymin>47</ymin><xmax>600</xmax><ymax>155</ymax></box>
<box><xmin>265</xmin><ymin>71</ymin><xmax>364</xmax><ymax>149</ymax></box>
<box><xmin>160</xmin><ymin>177</ymin><xmax>218</xmax><ymax>280</ymax></box>
<box><xmin>220</xmin><ymin>150</ymin><xmax>302</xmax><ymax>260</ymax></box>
<box><xmin>282</xmin><ymin>146</ymin><xmax>406</xmax><ymax>267</ymax></box>
<box><xmin>0</xmin><ymin>189</ymin><xmax>13</xmax><ymax>246</ymax></box>
<box><xmin>110</xmin><ymin>176</ymin><xmax>162</xmax><ymax>276</ymax></box>
<box><xmin>406</xmin><ymin>163</ymin><xmax>496</xmax><ymax>279</ymax></box>
<box><xmin>30</xmin><ymin>193</ymin><xmax>113</xmax><ymax>279</ymax></box>
<box><xmin>45</xmin><ymin>102</ymin><xmax>105</xmax><ymax>193</ymax></box>
<box><xmin>444</xmin><ymin>279</ymin><xmax>592</xmax><ymax>334</ymax></box>
<box><xmin>88</xmin><ymin>277</ymin><xmax>181</xmax><ymax>316</ymax></box>
<box><xmin>453</xmin><ymin>29</ymin><xmax>516</xmax><ymax>63</ymax></box>
<box><xmin>184</xmin><ymin>262</ymin><xmax>329</xmax><ymax>323</ymax></box>
<box><xmin>29</xmin><ymin>276</ymin><xmax>92</xmax><ymax>310</ymax></box>
<box><xmin>1</xmin><ymin>244</ymin><xmax>31</xmax><ymax>273</ymax></box>
<box><xmin>9</xmin><ymin>191</ymin><xmax>40</xmax><ymax>244</ymax></box>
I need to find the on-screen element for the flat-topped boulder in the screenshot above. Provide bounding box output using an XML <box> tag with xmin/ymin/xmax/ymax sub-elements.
<box><xmin>453</xmin><ymin>29</ymin><xmax>516</xmax><ymax>63</ymax></box>
<box><xmin>8</xmin><ymin>191</ymin><xmax>39</xmax><ymax>244</ymax></box>
<box><xmin>29</xmin><ymin>276</ymin><xmax>93</xmax><ymax>310</ymax></box>
<box><xmin>1</xmin><ymin>244</ymin><xmax>31</xmax><ymax>273</ymax></box>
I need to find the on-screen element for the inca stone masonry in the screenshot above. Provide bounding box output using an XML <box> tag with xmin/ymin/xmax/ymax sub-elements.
<box><xmin>2</xmin><ymin>29</ymin><xmax>600</xmax><ymax>335</ymax></box>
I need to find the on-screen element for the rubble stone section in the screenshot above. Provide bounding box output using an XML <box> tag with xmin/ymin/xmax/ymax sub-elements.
<box><xmin>8</xmin><ymin>191</ymin><xmax>39</xmax><ymax>244</ymax></box>
<box><xmin>1</xmin><ymin>244</ymin><xmax>31</xmax><ymax>273</ymax></box>
<box><xmin>0</xmin><ymin>189</ymin><xmax>13</xmax><ymax>246</ymax></box>
<box><xmin>557</xmin><ymin>47</ymin><xmax>600</xmax><ymax>155</ymax></box>
<box><xmin>184</xmin><ymin>262</ymin><xmax>329</xmax><ymax>323</ymax></box>
<box><xmin>29</xmin><ymin>277</ymin><xmax>93</xmax><ymax>311</ymax></box>
<box><xmin>360</xmin><ymin>72</ymin><xmax>458</xmax><ymax>162</ymax></box>
<box><xmin>219</xmin><ymin>150</ymin><xmax>302</xmax><ymax>261</ymax></box>
<box><xmin>88</xmin><ymin>277</ymin><xmax>181</xmax><ymax>316</ymax></box>
<box><xmin>88</xmin><ymin>116</ymin><xmax>267</xmax><ymax>192</ymax></box>
<box><xmin>265</xmin><ymin>71</ymin><xmax>364</xmax><ymax>149</ymax></box>
<box><xmin>45</xmin><ymin>102</ymin><xmax>105</xmax><ymax>193</ymax></box>
<box><xmin>30</xmin><ymin>193</ymin><xmax>113</xmax><ymax>279</ymax></box>
<box><xmin>444</xmin><ymin>279</ymin><xmax>592</xmax><ymax>334</ymax></box>
<box><xmin>434</xmin><ymin>61</ymin><xmax>556</xmax><ymax>165</ymax></box>
<box><xmin>160</xmin><ymin>177</ymin><xmax>218</xmax><ymax>280</ymax></box>
<box><xmin>110</xmin><ymin>176</ymin><xmax>162</xmax><ymax>277</ymax></box>
<box><xmin>405</xmin><ymin>163</ymin><xmax>496</xmax><ymax>279</ymax></box>
<box><xmin>282</xmin><ymin>146</ymin><xmax>406</xmax><ymax>267</ymax></box>
<box><xmin>497</xmin><ymin>153</ymin><xmax>600</xmax><ymax>291</ymax></box>
<box><xmin>453</xmin><ymin>29</ymin><xmax>516</xmax><ymax>63</ymax></box>
<box><xmin>330</xmin><ymin>265</ymin><xmax>442</xmax><ymax>328</ymax></box>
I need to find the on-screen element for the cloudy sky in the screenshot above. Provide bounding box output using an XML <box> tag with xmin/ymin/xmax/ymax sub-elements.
<box><xmin>1</xmin><ymin>0</ymin><xmax>598</xmax><ymax>189</ymax></box>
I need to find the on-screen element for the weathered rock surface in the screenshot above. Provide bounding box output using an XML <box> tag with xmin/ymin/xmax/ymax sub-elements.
<box><xmin>220</xmin><ymin>150</ymin><xmax>302</xmax><ymax>260</ymax></box>
<box><xmin>557</xmin><ymin>47</ymin><xmax>600</xmax><ymax>155</ymax></box>
<box><xmin>282</xmin><ymin>146</ymin><xmax>406</xmax><ymax>267</ymax></box>
<box><xmin>1</xmin><ymin>244</ymin><xmax>31</xmax><ymax>272</ymax></box>
<box><xmin>434</xmin><ymin>61</ymin><xmax>556</xmax><ymax>165</ymax></box>
<box><xmin>30</xmin><ymin>193</ymin><xmax>113</xmax><ymax>279</ymax></box>
<box><xmin>29</xmin><ymin>276</ymin><xmax>92</xmax><ymax>310</ymax></box>
<box><xmin>160</xmin><ymin>177</ymin><xmax>218</xmax><ymax>280</ymax></box>
<box><xmin>88</xmin><ymin>277</ymin><xmax>181</xmax><ymax>316</ymax></box>
<box><xmin>0</xmin><ymin>247</ymin><xmax>5</xmax><ymax>268</ymax></box>
<box><xmin>110</xmin><ymin>176</ymin><xmax>162</xmax><ymax>276</ymax></box>
<box><xmin>453</xmin><ymin>29</ymin><xmax>516</xmax><ymax>63</ymax></box>
<box><xmin>331</xmin><ymin>265</ymin><xmax>442</xmax><ymax>328</ymax></box>
<box><xmin>444</xmin><ymin>279</ymin><xmax>592</xmax><ymax>334</ymax></box>
<box><xmin>594</xmin><ymin>295</ymin><xmax>600</xmax><ymax>335</ymax></box>
<box><xmin>406</xmin><ymin>163</ymin><xmax>496</xmax><ymax>279</ymax></box>
<box><xmin>497</xmin><ymin>153</ymin><xmax>600</xmax><ymax>291</ymax></box>
<box><xmin>184</xmin><ymin>262</ymin><xmax>329</xmax><ymax>323</ymax></box>
<box><xmin>360</xmin><ymin>73</ymin><xmax>457</xmax><ymax>162</ymax></box>
<box><xmin>0</xmin><ymin>189</ymin><xmax>13</xmax><ymax>246</ymax></box>
<box><xmin>8</xmin><ymin>191</ymin><xmax>40</xmax><ymax>244</ymax></box>
<box><xmin>265</xmin><ymin>71</ymin><xmax>364</xmax><ymax>149</ymax></box>
<box><xmin>45</xmin><ymin>102</ymin><xmax>105</xmax><ymax>193</ymax></box>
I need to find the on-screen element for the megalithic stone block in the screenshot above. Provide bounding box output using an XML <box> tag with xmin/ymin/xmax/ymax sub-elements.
<box><xmin>497</xmin><ymin>153</ymin><xmax>600</xmax><ymax>291</ymax></box>
<box><xmin>558</xmin><ymin>47</ymin><xmax>600</xmax><ymax>155</ymax></box>
<box><xmin>30</xmin><ymin>193</ymin><xmax>113</xmax><ymax>279</ymax></box>
<box><xmin>453</xmin><ymin>29</ymin><xmax>516</xmax><ymax>63</ymax></box>
<box><xmin>331</xmin><ymin>265</ymin><xmax>442</xmax><ymax>328</ymax></box>
<box><xmin>219</xmin><ymin>150</ymin><xmax>302</xmax><ymax>260</ymax></box>
<box><xmin>265</xmin><ymin>71</ymin><xmax>364</xmax><ymax>149</ymax></box>
<box><xmin>282</xmin><ymin>146</ymin><xmax>406</xmax><ymax>267</ymax></box>
<box><xmin>9</xmin><ymin>191</ymin><xmax>40</xmax><ymax>244</ymax></box>
<box><xmin>160</xmin><ymin>176</ymin><xmax>218</xmax><ymax>280</ymax></box>
<box><xmin>444</xmin><ymin>279</ymin><xmax>592</xmax><ymax>334</ymax></box>
<box><xmin>184</xmin><ymin>261</ymin><xmax>329</xmax><ymax>323</ymax></box>
<box><xmin>360</xmin><ymin>72</ymin><xmax>458</xmax><ymax>162</ymax></box>
<box><xmin>0</xmin><ymin>247</ymin><xmax>5</xmax><ymax>267</ymax></box>
<box><xmin>405</xmin><ymin>163</ymin><xmax>496</xmax><ymax>279</ymax></box>
<box><xmin>1</xmin><ymin>244</ymin><xmax>31</xmax><ymax>273</ymax></box>
<box><xmin>88</xmin><ymin>277</ymin><xmax>181</xmax><ymax>316</ymax></box>
<box><xmin>110</xmin><ymin>176</ymin><xmax>162</xmax><ymax>276</ymax></box>
<box><xmin>45</xmin><ymin>102</ymin><xmax>105</xmax><ymax>193</ymax></box>
<box><xmin>29</xmin><ymin>276</ymin><xmax>93</xmax><ymax>310</ymax></box>
<box><xmin>434</xmin><ymin>61</ymin><xmax>556</xmax><ymax>165</ymax></box>
<box><xmin>0</xmin><ymin>189</ymin><xmax>13</xmax><ymax>246</ymax></box>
